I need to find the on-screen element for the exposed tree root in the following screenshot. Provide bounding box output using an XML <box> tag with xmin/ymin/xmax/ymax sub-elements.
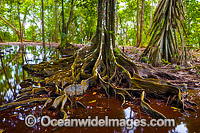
<box><xmin>140</xmin><ymin>91</ymin><xmax>166</xmax><ymax>119</ymax></box>
<box><xmin>0</xmin><ymin>98</ymin><xmax>47</xmax><ymax>111</ymax></box>
<box><xmin>0</xmin><ymin>35</ymin><xmax>196</xmax><ymax>119</ymax></box>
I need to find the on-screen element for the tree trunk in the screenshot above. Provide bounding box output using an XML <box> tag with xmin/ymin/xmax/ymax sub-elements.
<box><xmin>149</xmin><ymin>0</ymin><xmax>153</xmax><ymax>30</ymax></box>
<box><xmin>136</xmin><ymin>0</ymin><xmax>140</xmax><ymax>47</ymax></box>
<box><xmin>141</xmin><ymin>0</ymin><xmax>187</xmax><ymax>66</ymax></box>
<box><xmin>71</xmin><ymin>22</ymin><xmax>75</xmax><ymax>43</ymax></box>
<box><xmin>139</xmin><ymin>0</ymin><xmax>145</xmax><ymax>48</ymax></box>
<box><xmin>0</xmin><ymin>16</ymin><xmax>20</xmax><ymax>40</ymax></box>
<box><xmin>17</xmin><ymin>1</ymin><xmax>22</xmax><ymax>43</ymax></box>
<box><xmin>54</xmin><ymin>0</ymin><xmax>58</xmax><ymax>43</ymax></box>
<box><xmin>59</xmin><ymin>0</ymin><xmax>76</xmax><ymax>52</ymax></box>
<box><xmin>66</xmin><ymin>0</ymin><xmax>74</xmax><ymax>37</ymax></box>
<box><xmin>186</xmin><ymin>12</ymin><xmax>190</xmax><ymax>35</ymax></box>
<box><xmin>62</xmin><ymin>0</ymin><xmax>66</xmax><ymax>34</ymax></box>
<box><xmin>41</xmin><ymin>0</ymin><xmax>46</xmax><ymax>61</ymax></box>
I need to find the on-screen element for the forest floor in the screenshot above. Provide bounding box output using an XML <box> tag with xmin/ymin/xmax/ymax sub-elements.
<box><xmin>0</xmin><ymin>43</ymin><xmax>200</xmax><ymax>132</ymax></box>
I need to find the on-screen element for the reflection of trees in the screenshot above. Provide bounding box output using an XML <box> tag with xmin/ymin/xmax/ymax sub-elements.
<box><xmin>14</xmin><ymin>47</ymin><xmax>20</xmax><ymax>96</ymax></box>
<box><xmin>0</xmin><ymin>45</ymin><xmax>60</xmax><ymax>104</ymax></box>
<box><xmin>0</xmin><ymin>54</ymin><xmax>13</xmax><ymax>103</ymax></box>
<box><xmin>0</xmin><ymin>47</ymin><xmax>21</xmax><ymax>75</ymax></box>
<box><xmin>0</xmin><ymin>46</ymin><xmax>24</xmax><ymax>103</ymax></box>
<box><xmin>0</xmin><ymin>56</ymin><xmax>12</xmax><ymax>89</ymax></box>
<box><xmin>21</xmin><ymin>45</ymin><xmax>25</xmax><ymax>80</ymax></box>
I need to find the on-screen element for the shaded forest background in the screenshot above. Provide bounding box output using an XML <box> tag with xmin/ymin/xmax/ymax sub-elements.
<box><xmin>0</xmin><ymin>0</ymin><xmax>199</xmax><ymax>48</ymax></box>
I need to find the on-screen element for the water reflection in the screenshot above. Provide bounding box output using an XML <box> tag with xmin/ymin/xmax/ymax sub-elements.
<box><xmin>0</xmin><ymin>44</ymin><xmax>60</xmax><ymax>105</ymax></box>
<box><xmin>174</xmin><ymin>122</ymin><xmax>188</xmax><ymax>132</ymax></box>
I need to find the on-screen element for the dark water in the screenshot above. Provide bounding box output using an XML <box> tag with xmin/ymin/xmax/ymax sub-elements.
<box><xmin>0</xmin><ymin>44</ymin><xmax>60</xmax><ymax>105</ymax></box>
<box><xmin>0</xmin><ymin>44</ymin><xmax>199</xmax><ymax>133</ymax></box>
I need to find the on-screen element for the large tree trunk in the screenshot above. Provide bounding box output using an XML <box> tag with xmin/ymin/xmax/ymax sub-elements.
<box><xmin>141</xmin><ymin>0</ymin><xmax>187</xmax><ymax>66</ymax></box>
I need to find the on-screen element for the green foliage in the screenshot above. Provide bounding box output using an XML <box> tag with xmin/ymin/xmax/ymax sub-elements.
<box><xmin>0</xmin><ymin>0</ymin><xmax>199</xmax><ymax>51</ymax></box>
<box><xmin>185</xmin><ymin>0</ymin><xmax>200</xmax><ymax>46</ymax></box>
<box><xmin>114</xmin><ymin>48</ymin><xmax>121</xmax><ymax>55</ymax></box>
<box><xmin>141</xmin><ymin>56</ymin><xmax>148</xmax><ymax>63</ymax></box>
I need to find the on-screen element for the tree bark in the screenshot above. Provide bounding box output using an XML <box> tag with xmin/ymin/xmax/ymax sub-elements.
<box><xmin>136</xmin><ymin>0</ymin><xmax>140</xmax><ymax>47</ymax></box>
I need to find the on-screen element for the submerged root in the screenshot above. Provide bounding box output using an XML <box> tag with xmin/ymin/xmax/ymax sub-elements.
<box><xmin>140</xmin><ymin>91</ymin><xmax>166</xmax><ymax>119</ymax></box>
<box><xmin>0</xmin><ymin>98</ymin><xmax>48</xmax><ymax>111</ymax></box>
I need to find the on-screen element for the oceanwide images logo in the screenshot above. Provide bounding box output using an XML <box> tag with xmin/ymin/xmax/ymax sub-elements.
<box><xmin>25</xmin><ymin>115</ymin><xmax>175</xmax><ymax>129</ymax></box>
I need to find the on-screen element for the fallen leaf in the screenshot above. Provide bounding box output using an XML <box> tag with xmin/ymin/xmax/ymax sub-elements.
<box><xmin>171</xmin><ymin>107</ymin><xmax>180</xmax><ymax>110</ymax></box>
<box><xmin>89</xmin><ymin>100</ymin><xmax>96</xmax><ymax>103</ymax></box>
<box><xmin>9</xmin><ymin>114</ymin><xmax>19</xmax><ymax>118</ymax></box>
<box><xmin>15</xmin><ymin>106</ymin><xmax>22</xmax><ymax>109</ymax></box>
